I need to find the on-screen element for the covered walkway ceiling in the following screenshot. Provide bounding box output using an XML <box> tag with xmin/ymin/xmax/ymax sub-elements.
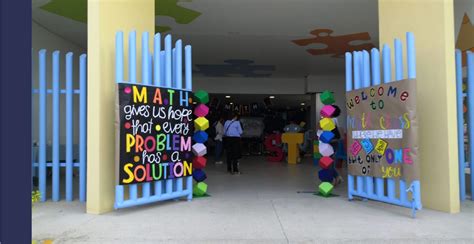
<box><xmin>32</xmin><ymin>0</ymin><xmax>379</xmax><ymax>77</ymax></box>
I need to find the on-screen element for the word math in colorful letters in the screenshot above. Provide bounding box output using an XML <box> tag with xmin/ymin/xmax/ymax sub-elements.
<box><xmin>116</xmin><ymin>83</ymin><xmax>193</xmax><ymax>185</ymax></box>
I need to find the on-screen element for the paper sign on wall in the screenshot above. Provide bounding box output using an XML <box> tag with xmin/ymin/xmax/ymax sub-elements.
<box><xmin>346</xmin><ymin>79</ymin><xmax>419</xmax><ymax>183</ymax></box>
<box><xmin>116</xmin><ymin>83</ymin><xmax>193</xmax><ymax>185</ymax></box>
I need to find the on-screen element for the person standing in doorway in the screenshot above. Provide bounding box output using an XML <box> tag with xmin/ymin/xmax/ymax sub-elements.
<box><xmin>214</xmin><ymin>116</ymin><xmax>225</xmax><ymax>165</ymax></box>
<box><xmin>224</xmin><ymin>112</ymin><xmax>243</xmax><ymax>174</ymax></box>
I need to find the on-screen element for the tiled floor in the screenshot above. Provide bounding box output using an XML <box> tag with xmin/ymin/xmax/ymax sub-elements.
<box><xmin>32</xmin><ymin>156</ymin><xmax>474</xmax><ymax>243</ymax></box>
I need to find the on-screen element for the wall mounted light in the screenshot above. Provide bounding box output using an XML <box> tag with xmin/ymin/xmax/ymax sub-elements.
<box><xmin>269</xmin><ymin>96</ymin><xmax>275</xmax><ymax>99</ymax></box>
<box><xmin>225</xmin><ymin>95</ymin><xmax>231</xmax><ymax>98</ymax></box>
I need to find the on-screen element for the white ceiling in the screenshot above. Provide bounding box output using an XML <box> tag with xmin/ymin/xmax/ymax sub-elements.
<box><xmin>32</xmin><ymin>0</ymin><xmax>379</xmax><ymax>78</ymax></box>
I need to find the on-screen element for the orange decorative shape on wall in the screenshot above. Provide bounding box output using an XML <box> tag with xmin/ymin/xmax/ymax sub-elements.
<box><xmin>292</xmin><ymin>29</ymin><xmax>375</xmax><ymax>58</ymax></box>
<box><xmin>456</xmin><ymin>14</ymin><xmax>474</xmax><ymax>67</ymax></box>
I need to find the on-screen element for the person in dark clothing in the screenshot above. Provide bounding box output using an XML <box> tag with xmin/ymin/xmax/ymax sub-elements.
<box><xmin>223</xmin><ymin>112</ymin><xmax>243</xmax><ymax>174</ymax></box>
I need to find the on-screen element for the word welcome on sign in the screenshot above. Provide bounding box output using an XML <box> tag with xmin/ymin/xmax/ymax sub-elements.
<box><xmin>116</xmin><ymin>83</ymin><xmax>193</xmax><ymax>185</ymax></box>
<box><xmin>345</xmin><ymin>79</ymin><xmax>419</xmax><ymax>183</ymax></box>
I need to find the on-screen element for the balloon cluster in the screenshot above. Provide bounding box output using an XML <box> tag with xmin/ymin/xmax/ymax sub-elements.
<box><xmin>191</xmin><ymin>90</ymin><xmax>210</xmax><ymax>196</ymax></box>
<box><xmin>315</xmin><ymin>90</ymin><xmax>340</xmax><ymax>197</ymax></box>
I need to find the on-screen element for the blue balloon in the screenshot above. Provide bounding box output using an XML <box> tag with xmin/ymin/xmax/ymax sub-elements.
<box><xmin>193</xmin><ymin>131</ymin><xmax>208</xmax><ymax>143</ymax></box>
<box><xmin>318</xmin><ymin>169</ymin><xmax>335</xmax><ymax>182</ymax></box>
<box><xmin>319</xmin><ymin>131</ymin><xmax>335</xmax><ymax>143</ymax></box>
<box><xmin>192</xmin><ymin>169</ymin><xmax>207</xmax><ymax>182</ymax></box>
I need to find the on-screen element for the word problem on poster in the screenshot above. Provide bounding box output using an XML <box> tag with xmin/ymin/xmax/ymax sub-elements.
<box><xmin>346</xmin><ymin>79</ymin><xmax>419</xmax><ymax>183</ymax></box>
<box><xmin>117</xmin><ymin>83</ymin><xmax>193</xmax><ymax>185</ymax></box>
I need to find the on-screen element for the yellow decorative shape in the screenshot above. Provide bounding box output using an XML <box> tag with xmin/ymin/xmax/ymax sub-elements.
<box><xmin>375</xmin><ymin>139</ymin><xmax>388</xmax><ymax>155</ymax></box>
<box><xmin>194</xmin><ymin>117</ymin><xmax>209</xmax><ymax>131</ymax></box>
<box><xmin>281</xmin><ymin>133</ymin><xmax>304</xmax><ymax>164</ymax></box>
<box><xmin>319</xmin><ymin>118</ymin><xmax>335</xmax><ymax>131</ymax></box>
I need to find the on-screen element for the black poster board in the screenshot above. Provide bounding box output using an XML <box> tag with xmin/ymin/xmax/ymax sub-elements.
<box><xmin>116</xmin><ymin>83</ymin><xmax>193</xmax><ymax>185</ymax></box>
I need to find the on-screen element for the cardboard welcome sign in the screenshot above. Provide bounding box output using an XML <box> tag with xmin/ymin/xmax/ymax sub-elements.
<box><xmin>116</xmin><ymin>83</ymin><xmax>193</xmax><ymax>185</ymax></box>
<box><xmin>346</xmin><ymin>79</ymin><xmax>419</xmax><ymax>184</ymax></box>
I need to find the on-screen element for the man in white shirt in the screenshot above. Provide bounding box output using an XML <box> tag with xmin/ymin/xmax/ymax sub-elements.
<box><xmin>224</xmin><ymin>112</ymin><xmax>243</xmax><ymax>174</ymax></box>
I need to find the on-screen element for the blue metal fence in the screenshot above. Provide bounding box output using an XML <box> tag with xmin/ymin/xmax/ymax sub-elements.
<box><xmin>456</xmin><ymin>49</ymin><xmax>474</xmax><ymax>201</ymax></box>
<box><xmin>32</xmin><ymin>50</ymin><xmax>87</xmax><ymax>202</ymax></box>
<box><xmin>345</xmin><ymin>32</ymin><xmax>422</xmax><ymax>217</ymax></box>
<box><xmin>114</xmin><ymin>31</ymin><xmax>193</xmax><ymax>209</ymax></box>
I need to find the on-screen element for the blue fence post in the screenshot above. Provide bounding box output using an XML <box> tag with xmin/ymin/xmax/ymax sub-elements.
<box><xmin>38</xmin><ymin>49</ymin><xmax>47</xmax><ymax>202</ymax></box>
<box><xmin>142</xmin><ymin>32</ymin><xmax>149</xmax><ymax>85</ymax></box>
<box><xmin>347</xmin><ymin>51</ymin><xmax>356</xmax><ymax>200</ymax></box>
<box><xmin>160</xmin><ymin>51</ymin><xmax>166</xmax><ymax>86</ymax></box>
<box><xmin>115</xmin><ymin>31</ymin><xmax>124</xmax><ymax>203</ymax></box>
<box><xmin>154</xmin><ymin>33</ymin><xmax>161</xmax><ymax>86</ymax></box>
<box><xmin>165</xmin><ymin>35</ymin><xmax>172</xmax><ymax>88</ymax></box>
<box><xmin>406</xmin><ymin>32</ymin><xmax>416</xmax><ymax>79</ymax></box>
<box><xmin>371</xmin><ymin>49</ymin><xmax>381</xmax><ymax>86</ymax></box>
<box><xmin>468</xmin><ymin>51</ymin><xmax>474</xmax><ymax>201</ymax></box>
<box><xmin>382</xmin><ymin>44</ymin><xmax>393</xmax><ymax>200</ymax></box>
<box><xmin>392</xmin><ymin>37</ymin><xmax>407</xmax><ymax>203</ymax></box>
<box><xmin>149</xmin><ymin>54</ymin><xmax>153</xmax><ymax>85</ymax></box>
<box><xmin>164</xmin><ymin>34</ymin><xmax>174</xmax><ymax>195</ymax></box>
<box><xmin>382</xmin><ymin>44</ymin><xmax>392</xmax><ymax>83</ymax></box>
<box><xmin>65</xmin><ymin>52</ymin><xmax>74</xmax><ymax>201</ymax></box>
<box><xmin>353</xmin><ymin>51</ymin><xmax>361</xmax><ymax>90</ymax></box>
<box><xmin>127</xmin><ymin>31</ymin><xmax>138</xmax><ymax>201</ymax></box>
<box><xmin>185</xmin><ymin>45</ymin><xmax>192</xmax><ymax>91</ymax></box>
<box><xmin>79</xmin><ymin>54</ymin><xmax>87</xmax><ymax>202</ymax></box>
<box><xmin>154</xmin><ymin>33</ymin><xmax>164</xmax><ymax>197</ymax></box>
<box><xmin>176</xmin><ymin>40</ymin><xmax>183</xmax><ymax>90</ymax></box>
<box><xmin>186</xmin><ymin>176</ymin><xmax>193</xmax><ymax>201</ymax></box>
<box><xmin>362</xmin><ymin>50</ymin><xmax>374</xmax><ymax>196</ymax></box>
<box><xmin>353</xmin><ymin>51</ymin><xmax>365</xmax><ymax>197</ymax></box>
<box><xmin>184</xmin><ymin>44</ymin><xmax>193</xmax><ymax>200</ymax></box>
<box><xmin>172</xmin><ymin>48</ymin><xmax>176</xmax><ymax>85</ymax></box>
<box><xmin>395</xmin><ymin>38</ymin><xmax>403</xmax><ymax>80</ymax></box>
<box><xmin>175</xmin><ymin>40</ymin><xmax>185</xmax><ymax>194</ymax></box>
<box><xmin>406</xmin><ymin>32</ymin><xmax>421</xmax><ymax>210</ymax></box>
<box><xmin>388</xmin><ymin>39</ymin><xmax>404</xmax><ymax>200</ymax></box>
<box><xmin>52</xmin><ymin>51</ymin><xmax>60</xmax><ymax>201</ymax></box>
<box><xmin>141</xmin><ymin>31</ymin><xmax>151</xmax><ymax>199</ymax></box>
<box><xmin>345</xmin><ymin>52</ymin><xmax>353</xmax><ymax>200</ymax></box>
<box><xmin>362</xmin><ymin>50</ymin><xmax>371</xmax><ymax>88</ymax></box>
<box><xmin>455</xmin><ymin>50</ymin><xmax>465</xmax><ymax>201</ymax></box>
